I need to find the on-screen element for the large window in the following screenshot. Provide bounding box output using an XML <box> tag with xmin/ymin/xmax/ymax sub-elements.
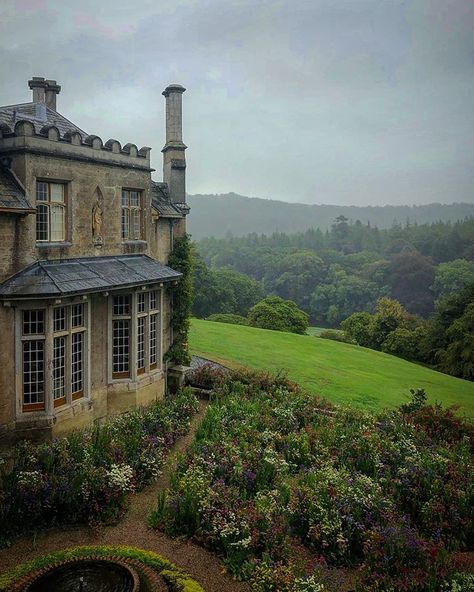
<box><xmin>111</xmin><ymin>290</ymin><xmax>161</xmax><ymax>380</ymax></box>
<box><xmin>20</xmin><ymin>303</ymin><xmax>88</xmax><ymax>413</ymax></box>
<box><xmin>36</xmin><ymin>181</ymin><xmax>66</xmax><ymax>242</ymax></box>
<box><xmin>121</xmin><ymin>189</ymin><xmax>143</xmax><ymax>240</ymax></box>
<box><xmin>22</xmin><ymin>309</ymin><xmax>46</xmax><ymax>411</ymax></box>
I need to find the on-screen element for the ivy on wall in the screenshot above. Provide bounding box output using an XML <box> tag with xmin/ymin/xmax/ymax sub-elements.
<box><xmin>165</xmin><ymin>234</ymin><xmax>193</xmax><ymax>366</ymax></box>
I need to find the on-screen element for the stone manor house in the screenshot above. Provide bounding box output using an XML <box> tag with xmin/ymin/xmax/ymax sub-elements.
<box><xmin>0</xmin><ymin>77</ymin><xmax>189</xmax><ymax>443</ymax></box>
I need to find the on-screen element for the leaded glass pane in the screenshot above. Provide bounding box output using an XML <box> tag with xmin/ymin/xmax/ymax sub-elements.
<box><xmin>36</xmin><ymin>204</ymin><xmax>49</xmax><ymax>241</ymax></box>
<box><xmin>23</xmin><ymin>340</ymin><xmax>45</xmax><ymax>405</ymax></box>
<box><xmin>71</xmin><ymin>332</ymin><xmax>84</xmax><ymax>394</ymax></box>
<box><xmin>53</xmin><ymin>336</ymin><xmax>66</xmax><ymax>400</ymax></box>
<box><xmin>113</xmin><ymin>295</ymin><xmax>130</xmax><ymax>316</ymax></box>
<box><xmin>23</xmin><ymin>310</ymin><xmax>45</xmax><ymax>335</ymax></box>
<box><xmin>50</xmin><ymin>183</ymin><xmax>64</xmax><ymax>203</ymax></box>
<box><xmin>137</xmin><ymin>292</ymin><xmax>146</xmax><ymax>313</ymax></box>
<box><xmin>137</xmin><ymin>317</ymin><xmax>145</xmax><ymax>370</ymax></box>
<box><xmin>113</xmin><ymin>319</ymin><xmax>129</xmax><ymax>374</ymax></box>
<box><xmin>50</xmin><ymin>204</ymin><xmax>65</xmax><ymax>241</ymax></box>
<box><xmin>36</xmin><ymin>181</ymin><xmax>48</xmax><ymax>201</ymax></box>
<box><xmin>72</xmin><ymin>303</ymin><xmax>84</xmax><ymax>328</ymax></box>
<box><xmin>53</xmin><ymin>307</ymin><xmax>66</xmax><ymax>332</ymax></box>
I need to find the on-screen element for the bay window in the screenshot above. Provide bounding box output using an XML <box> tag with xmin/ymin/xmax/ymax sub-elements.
<box><xmin>19</xmin><ymin>302</ymin><xmax>88</xmax><ymax>413</ymax></box>
<box><xmin>111</xmin><ymin>290</ymin><xmax>161</xmax><ymax>381</ymax></box>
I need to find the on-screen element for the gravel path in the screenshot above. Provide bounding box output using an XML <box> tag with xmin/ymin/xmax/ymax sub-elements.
<box><xmin>0</xmin><ymin>400</ymin><xmax>250</xmax><ymax>592</ymax></box>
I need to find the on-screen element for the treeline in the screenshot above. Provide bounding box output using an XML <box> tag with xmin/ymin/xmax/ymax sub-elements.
<box><xmin>194</xmin><ymin>217</ymin><xmax>474</xmax><ymax>325</ymax></box>
<box><xmin>343</xmin><ymin>288</ymin><xmax>474</xmax><ymax>381</ymax></box>
<box><xmin>187</xmin><ymin>193</ymin><xmax>474</xmax><ymax>240</ymax></box>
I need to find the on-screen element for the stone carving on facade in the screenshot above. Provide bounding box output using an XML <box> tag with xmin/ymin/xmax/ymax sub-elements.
<box><xmin>92</xmin><ymin>188</ymin><xmax>104</xmax><ymax>246</ymax></box>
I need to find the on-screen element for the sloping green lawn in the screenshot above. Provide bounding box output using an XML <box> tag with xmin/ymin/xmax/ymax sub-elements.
<box><xmin>190</xmin><ymin>319</ymin><xmax>474</xmax><ymax>417</ymax></box>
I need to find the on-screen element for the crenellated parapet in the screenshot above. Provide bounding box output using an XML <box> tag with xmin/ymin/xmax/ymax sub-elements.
<box><xmin>0</xmin><ymin>119</ymin><xmax>153</xmax><ymax>171</ymax></box>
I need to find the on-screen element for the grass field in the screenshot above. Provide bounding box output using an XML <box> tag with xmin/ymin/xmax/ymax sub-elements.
<box><xmin>190</xmin><ymin>318</ymin><xmax>474</xmax><ymax>417</ymax></box>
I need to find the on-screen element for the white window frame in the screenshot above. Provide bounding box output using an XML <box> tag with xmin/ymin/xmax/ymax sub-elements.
<box><xmin>121</xmin><ymin>188</ymin><xmax>144</xmax><ymax>241</ymax></box>
<box><xmin>15</xmin><ymin>298</ymin><xmax>90</xmax><ymax>417</ymax></box>
<box><xmin>108</xmin><ymin>287</ymin><xmax>163</xmax><ymax>384</ymax></box>
<box><xmin>35</xmin><ymin>180</ymin><xmax>67</xmax><ymax>243</ymax></box>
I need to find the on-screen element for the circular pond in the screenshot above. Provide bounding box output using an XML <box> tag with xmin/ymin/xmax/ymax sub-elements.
<box><xmin>25</xmin><ymin>559</ymin><xmax>139</xmax><ymax>592</ymax></box>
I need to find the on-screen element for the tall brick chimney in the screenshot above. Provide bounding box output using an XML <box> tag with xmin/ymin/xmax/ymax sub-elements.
<box><xmin>162</xmin><ymin>84</ymin><xmax>186</xmax><ymax>205</ymax></box>
<box><xmin>28</xmin><ymin>77</ymin><xmax>61</xmax><ymax>110</ymax></box>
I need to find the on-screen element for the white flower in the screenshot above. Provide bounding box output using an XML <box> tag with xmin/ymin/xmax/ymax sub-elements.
<box><xmin>106</xmin><ymin>464</ymin><xmax>135</xmax><ymax>492</ymax></box>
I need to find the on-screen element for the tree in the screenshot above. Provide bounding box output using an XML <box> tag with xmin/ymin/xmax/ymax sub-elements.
<box><xmin>437</xmin><ymin>303</ymin><xmax>474</xmax><ymax>380</ymax></box>
<box><xmin>214</xmin><ymin>268</ymin><xmax>264</xmax><ymax>317</ymax></box>
<box><xmin>431</xmin><ymin>259</ymin><xmax>474</xmax><ymax>300</ymax></box>
<box><xmin>248</xmin><ymin>296</ymin><xmax>309</xmax><ymax>334</ymax></box>
<box><xmin>192</xmin><ymin>258</ymin><xmax>264</xmax><ymax>318</ymax></box>
<box><xmin>310</xmin><ymin>269</ymin><xmax>381</xmax><ymax>326</ymax></box>
<box><xmin>272</xmin><ymin>251</ymin><xmax>326</xmax><ymax>310</ymax></box>
<box><xmin>388</xmin><ymin>251</ymin><xmax>435</xmax><ymax>317</ymax></box>
<box><xmin>192</xmin><ymin>255</ymin><xmax>235</xmax><ymax>318</ymax></box>
<box><xmin>370</xmin><ymin>298</ymin><xmax>418</xmax><ymax>350</ymax></box>
<box><xmin>341</xmin><ymin>312</ymin><xmax>375</xmax><ymax>348</ymax></box>
<box><xmin>382</xmin><ymin>328</ymin><xmax>420</xmax><ymax>360</ymax></box>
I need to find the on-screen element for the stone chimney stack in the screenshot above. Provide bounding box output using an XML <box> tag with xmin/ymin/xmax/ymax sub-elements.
<box><xmin>28</xmin><ymin>77</ymin><xmax>61</xmax><ymax>110</ymax></box>
<box><xmin>28</xmin><ymin>77</ymin><xmax>47</xmax><ymax>103</ymax></box>
<box><xmin>44</xmin><ymin>79</ymin><xmax>61</xmax><ymax>111</ymax></box>
<box><xmin>162</xmin><ymin>84</ymin><xmax>186</xmax><ymax>205</ymax></box>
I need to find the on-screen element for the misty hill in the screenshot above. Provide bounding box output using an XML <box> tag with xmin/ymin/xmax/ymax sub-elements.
<box><xmin>187</xmin><ymin>193</ymin><xmax>474</xmax><ymax>240</ymax></box>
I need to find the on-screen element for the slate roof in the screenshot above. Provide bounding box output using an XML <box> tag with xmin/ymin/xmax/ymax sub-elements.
<box><xmin>0</xmin><ymin>166</ymin><xmax>34</xmax><ymax>212</ymax></box>
<box><xmin>151</xmin><ymin>181</ymin><xmax>186</xmax><ymax>218</ymax></box>
<box><xmin>0</xmin><ymin>255</ymin><xmax>181</xmax><ymax>299</ymax></box>
<box><xmin>0</xmin><ymin>102</ymin><xmax>87</xmax><ymax>137</ymax></box>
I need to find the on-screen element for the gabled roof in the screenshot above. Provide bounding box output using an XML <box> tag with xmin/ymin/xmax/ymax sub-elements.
<box><xmin>0</xmin><ymin>102</ymin><xmax>87</xmax><ymax>137</ymax></box>
<box><xmin>151</xmin><ymin>181</ymin><xmax>186</xmax><ymax>218</ymax></box>
<box><xmin>0</xmin><ymin>166</ymin><xmax>34</xmax><ymax>212</ymax></box>
<box><xmin>0</xmin><ymin>255</ymin><xmax>181</xmax><ymax>299</ymax></box>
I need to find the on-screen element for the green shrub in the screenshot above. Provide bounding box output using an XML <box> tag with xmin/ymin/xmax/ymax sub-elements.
<box><xmin>248</xmin><ymin>296</ymin><xmax>309</xmax><ymax>334</ymax></box>
<box><xmin>382</xmin><ymin>327</ymin><xmax>420</xmax><ymax>360</ymax></box>
<box><xmin>207</xmin><ymin>313</ymin><xmax>248</xmax><ymax>325</ymax></box>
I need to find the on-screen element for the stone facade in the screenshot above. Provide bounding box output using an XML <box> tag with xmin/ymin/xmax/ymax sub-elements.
<box><xmin>0</xmin><ymin>77</ymin><xmax>188</xmax><ymax>444</ymax></box>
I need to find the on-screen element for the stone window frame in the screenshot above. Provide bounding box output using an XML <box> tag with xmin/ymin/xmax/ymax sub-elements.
<box><xmin>108</xmin><ymin>287</ymin><xmax>163</xmax><ymax>384</ymax></box>
<box><xmin>15</xmin><ymin>297</ymin><xmax>90</xmax><ymax>417</ymax></box>
<box><xmin>35</xmin><ymin>179</ymin><xmax>69</xmax><ymax>243</ymax></box>
<box><xmin>121</xmin><ymin>188</ymin><xmax>144</xmax><ymax>241</ymax></box>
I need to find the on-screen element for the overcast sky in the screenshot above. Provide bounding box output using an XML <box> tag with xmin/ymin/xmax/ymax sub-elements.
<box><xmin>1</xmin><ymin>0</ymin><xmax>473</xmax><ymax>206</ymax></box>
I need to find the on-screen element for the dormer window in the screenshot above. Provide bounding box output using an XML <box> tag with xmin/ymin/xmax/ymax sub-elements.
<box><xmin>36</xmin><ymin>181</ymin><xmax>66</xmax><ymax>242</ymax></box>
<box><xmin>121</xmin><ymin>189</ymin><xmax>143</xmax><ymax>240</ymax></box>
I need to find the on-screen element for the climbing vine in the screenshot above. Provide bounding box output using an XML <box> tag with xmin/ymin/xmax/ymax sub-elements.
<box><xmin>166</xmin><ymin>234</ymin><xmax>193</xmax><ymax>366</ymax></box>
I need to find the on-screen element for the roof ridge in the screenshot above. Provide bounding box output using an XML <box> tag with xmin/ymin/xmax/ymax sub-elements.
<box><xmin>117</xmin><ymin>256</ymin><xmax>148</xmax><ymax>282</ymax></box>
<box><xmin>38</xmin><ymin>260</ymin><xmax>62</xmax><ymax>294</ymax></box>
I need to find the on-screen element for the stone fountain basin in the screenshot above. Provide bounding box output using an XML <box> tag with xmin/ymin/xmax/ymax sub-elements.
<box><xmin>23</xmin><ymin>558</ymin><xmax>140</xmax><ymax>592</ymax></box>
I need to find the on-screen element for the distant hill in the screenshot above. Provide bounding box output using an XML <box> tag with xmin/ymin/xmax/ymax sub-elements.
<box><xmin>187</xmin><ymin>193</ymin><xmax>474</xmax><ymax>240</ymax></box>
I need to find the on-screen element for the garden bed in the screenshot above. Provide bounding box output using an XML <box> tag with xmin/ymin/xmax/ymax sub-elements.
<box><xmin>150</xmin><ymin>369</ymin><xmax>474</xmax><ymax>591</ymax></box>
<box><xmin>0</xmin><ymin>389</ymin><xmax>199</xmax><ymax>544</ymax></box>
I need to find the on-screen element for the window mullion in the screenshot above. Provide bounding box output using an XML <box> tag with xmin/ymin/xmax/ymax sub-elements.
<box><xmin>44</xmin><ymin>305</ymin><xmax>53</xmax><ymax>414</ymax></box>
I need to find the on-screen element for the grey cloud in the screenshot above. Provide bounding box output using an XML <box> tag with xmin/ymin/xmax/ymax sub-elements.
<box><xmin>0</xmin><ymin>0</ymin><xmax>472</xmax><ymax>205</ymax></box>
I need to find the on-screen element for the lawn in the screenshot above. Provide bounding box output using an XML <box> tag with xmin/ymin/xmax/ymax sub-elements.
<box><xmin>190</xmin><ymin>318</ymin><xmax>474</xmax><ymax>417</ymax></box>
<box><xmin>306</xmin><ymin>326</ymin><xmax>327</xmax><ymax>336</ymax></box>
